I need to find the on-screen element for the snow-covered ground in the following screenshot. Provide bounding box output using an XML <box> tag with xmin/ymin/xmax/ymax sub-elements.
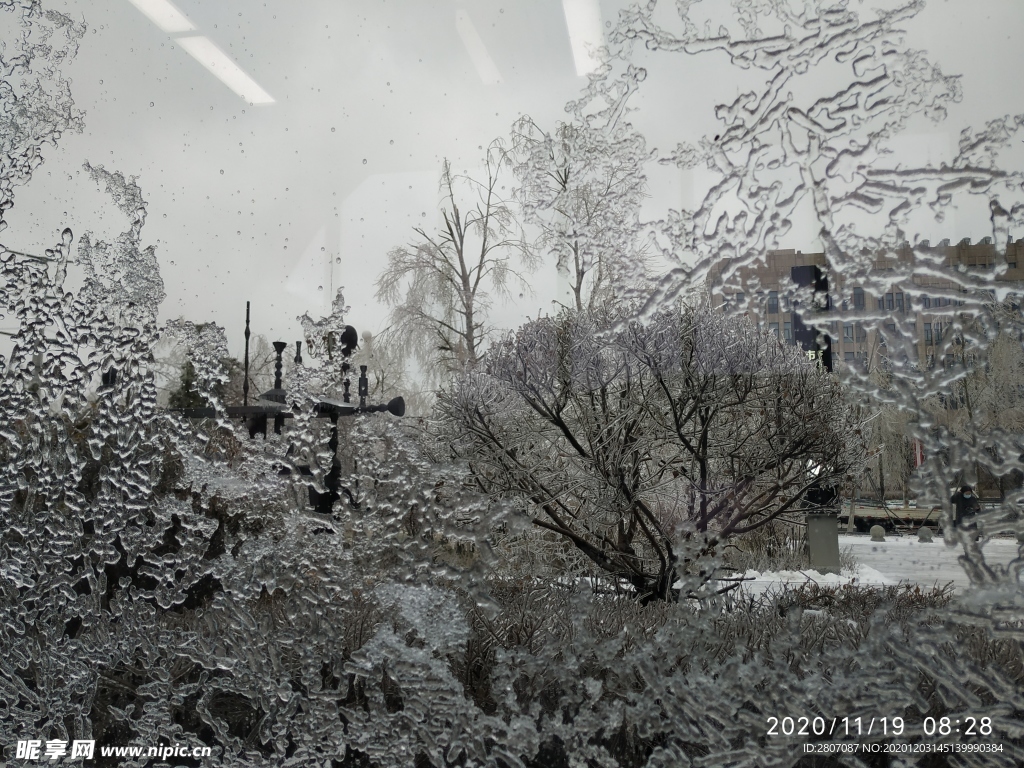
<box><xmin>728</xmin><ymin>533</ymin><xmax>1022</xmax><ymax>596</ymax></box>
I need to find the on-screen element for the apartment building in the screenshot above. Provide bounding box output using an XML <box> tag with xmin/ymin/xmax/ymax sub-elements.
<box><xmin>708</xmin><ymin>238</ymin><xmax>1024</xmax><ymax>371</ymax></box>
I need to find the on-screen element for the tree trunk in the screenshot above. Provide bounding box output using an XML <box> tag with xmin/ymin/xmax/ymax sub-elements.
<box><xmin>846</xmin><ymin>478</ymin><xmax>858</xmax><ymax>533</ymax></box>
<box><xmin>903</xmin><ymin>439</ymin><xmax>910</xmax><ymax>508</ymax></box>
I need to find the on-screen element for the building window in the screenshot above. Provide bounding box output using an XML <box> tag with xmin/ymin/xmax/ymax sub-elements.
<box><xmin>853</xmin><ymin>287</ymin><xmax>865</xmax><ymax>310</ymax></box>
<box><xmin>783</xmin><ymin>321</ymin><xmax>792</xmax><ymax>343</ymax></box>
<box><xmin>829</xmin><ymin>321</ymin><xmax>838</xmax><ymax>335</ymax></box>
<box><xmin>767</xmin><ymin>291</ymin><xmax>779</xmax><ymax>314</ymax></box>
<box><xmin>769</xmin><ymin>322</ymin><xmax>779</xmax><ymax>338</ymax></box>
<box><xmin>924</xmin><ymin>323</ymin><xmax>932</xmax><ymax>345</ymax></box>
<box><xmin>922</xmin><ymin>295</ymin><xmax>931</xmax><ymax>309</ymax></box>
<box><xmin>910</xmin><ymin>322</ymin><xmax>916</xmax><ymax>334</ymax></box>
<box><xmin>735</xmin><ymin>291</ymin><xmax>745</xmax><ymax>306</ymax></box>
<box><xmin>885</xmin><ymin>322</ymin><xmax>896</xmax><ymax>336</ymax></box>
<box><xmin>877</xmin><ymin>296</ymin><xmax>885</xmax><ymax>310</ymax></box>
<box><xmin>885</xmin><ymin>293</ymin><xmax>894</xmax><ymax>310</ymax></box>
<box><xmin>895</xmin><ymin>292</ymin><xmax>904</xmax><ymax>312</ymax></box>
<box><xmin>934</xmin><ymin>322</ymin><xmax>942</xmax><ymax>344</ymax></box>
<box><xmin>843</xmin><ymin>323</ymin><xmax>853</xmax><ymax>342</ymax></box>
<box><xmin>855</xmin><ymin>324</ymin><xmax>866</xmax><ymax>342</ymax></box>
<box><xmin>845</xmin><ymin>351</ymin><xmax>855</xmax><ymax>363</ymax></box>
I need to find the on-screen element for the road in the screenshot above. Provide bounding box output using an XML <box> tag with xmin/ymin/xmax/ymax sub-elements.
<box><xmin>839</xmin><ymin>532</ymin><xmax>1021</xmax><ymax>592</ymax></box>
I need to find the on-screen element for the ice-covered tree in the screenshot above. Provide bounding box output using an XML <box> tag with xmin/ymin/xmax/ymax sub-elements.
<box><xmin>375</xmin><ymin>142</ymin><xmax>537</xmax><ymax>376</ymax></box>
<box><xmin>511</xmin><ymin>70</ymin><xmax>652</xmax><ymax>310</ymax></box>
<box><xmin>437</xmin><ymin>300</ymin><xmax>866</xmax><ymax>603</ymax></box>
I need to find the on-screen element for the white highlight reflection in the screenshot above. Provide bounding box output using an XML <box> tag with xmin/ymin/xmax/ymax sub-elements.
<box><xmin>126</xmin><ymin>0</ymin><xmax>195</xmax><ymax>34</ymax></box>
<box><xmin>455</xmin><ymin>10</ymin><xmax>502</xmax><ymax>85</ymax></box>
<box><xmin>177</xmin><ymin>36</ymin><xmax>275</xmax><ymax>105</ymax></box>
<box><xmin>562</xmin><ymin>0</ymin><xmax>604</xmax><ymax>76</ymax></box>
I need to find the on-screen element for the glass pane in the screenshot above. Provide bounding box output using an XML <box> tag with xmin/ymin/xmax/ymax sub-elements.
<box><xmin>3</xmin><ymin>1</ymin><xmax>1023</xmax><ymax>764</ymax></box>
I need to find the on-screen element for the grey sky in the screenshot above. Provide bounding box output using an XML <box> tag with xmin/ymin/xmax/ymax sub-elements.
<box><xmin>4</xmin><ymin>0</ymin><xmax>1023</xmax><ymax>360</ymax></box>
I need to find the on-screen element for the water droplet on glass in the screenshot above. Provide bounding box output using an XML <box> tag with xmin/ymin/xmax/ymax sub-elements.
<box><xmin>362</xmin><ymin>159</ymin><xmax>367</xmax><ymax>164</ymax></box>
<box><xmin>149</xmin><ymin>102</ymin><xmax>154</xmax><ymax>107</ymax></box>
<box><xmin>390</xmin><ymin>140</ymin><xmax>394</xmax><ymax>145</ymax></box>
<box><xmin>335</xmin><ymin>257</ymin><xmax>341</xmax><ymax>264</ymax></box>
<box><xmin>220</xmin><ymin>170</ymin><xmax>224</xmax><ymax>175</ymax></box>
<box><xmin>318</xmin><ymin>285</ymin><xmax>323</xmax><ymax>291</ymax></box>
<box><xmin>331</xmin><ymin>127</ymin><xmax>335</xmax><ymax>132</ymax></box>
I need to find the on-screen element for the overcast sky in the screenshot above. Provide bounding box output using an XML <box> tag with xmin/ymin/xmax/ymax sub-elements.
<box><xmin>4</xmin><ymin>0</ymin><xmax>1024</xmax><ymax>359</ymax></box>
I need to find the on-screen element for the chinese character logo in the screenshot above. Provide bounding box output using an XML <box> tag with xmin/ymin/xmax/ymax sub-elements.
<box><xmin>16</xmin><ymin>740</ymin><xmax>42</xmax><ymax>760</ymax></box>
<box><xmin>70</xmin><ymin>740</ymin><xmax>95</xmax><ymax>759</ymax></box>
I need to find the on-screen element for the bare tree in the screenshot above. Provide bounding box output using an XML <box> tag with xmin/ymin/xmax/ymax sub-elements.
<box><xmin>511</xmin><ymin>76</ymin><xmax>651</xmax><ymax>311</ymax></box>
<box><xmin>921</xmin><ymin>297</ymin><xmax>1024</xmax><ymax>497</ymax></box>
<box><xmin>375</xmin><ymin>142</ymin><xmax>537</xmax><ymax>377</ymax></box>
<box><xmin>436</xmin><ymin>300</ymin><xmax>866</xmax><ymax>603</ymax></box>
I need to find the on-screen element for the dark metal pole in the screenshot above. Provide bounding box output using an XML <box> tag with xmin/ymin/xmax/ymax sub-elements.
<box><xmin>243</xmin><ymin>301</ymin><xmax>251</xmax><ymax>407</ymax></box>
<box><xmin>342</xmin><ymin>360</ymin><xmax>351</xmax><ymax>403</ymax></box>
<box><xmin>322</xmin><ymin>413</ymin><xmax>341</xmax><ymax>514</ymax></box>
<box><xmin>273</xmin><ymin>341</ymin><xmax>286</xmax><ymax>390</ymax></box>
<box><xmin>294</xmin><ymin>341</ymin><xmax>302</xmax><ymax>366</ymax></box>
<box><xmin>358</xmin><ymin>365</ymin><xmax>368</xmax><ymax>408</ymax></box>
<box><xmin>272</xmin><ymin>341</ymin><xmax>287</xmax><ymax>434</ymax></box>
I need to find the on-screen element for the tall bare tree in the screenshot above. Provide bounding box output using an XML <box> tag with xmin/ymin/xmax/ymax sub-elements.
<box><xmin>511</xmin><ymin>67</ymin><xmax>651</xmax><ymax>311</ymax></box>
<box><xmin>375</xmin><ymin>142</ymin><xmax>536</xmax><ymax>377</ymax></box>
